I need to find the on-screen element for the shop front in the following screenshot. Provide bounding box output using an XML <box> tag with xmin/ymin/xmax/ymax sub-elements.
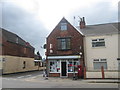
<box><xmin>47</xmin><ymin>55</ymin><xmax>82</xmax><ymax>78</ymax></box>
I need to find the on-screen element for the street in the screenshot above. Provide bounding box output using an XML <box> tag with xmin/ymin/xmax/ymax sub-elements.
<box><xmin>2</xmin><ymin>71</ymin><xmax>119</xmax><ymax>88</ymax></box>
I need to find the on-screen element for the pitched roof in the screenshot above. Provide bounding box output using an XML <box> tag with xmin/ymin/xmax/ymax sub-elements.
<box><xmin>76</xmin><ymin>22</ymin><xmax>119</xmax><ymax>36</ymax></box>
<box><xmin>47</xmin><ymin>17</ymin><xmax>83</xmax><ymax>38</ymax></box>
<box><xmin>1</xmin><ymin>28</ymin><xmax>34</xmax><ymax>49</ymax></box>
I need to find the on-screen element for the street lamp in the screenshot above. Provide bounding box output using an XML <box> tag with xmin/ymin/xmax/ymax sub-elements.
<box><xmin>79</xmin><ymin>52</ymin><xmax>82</xmax><ymax>56</ymax></box>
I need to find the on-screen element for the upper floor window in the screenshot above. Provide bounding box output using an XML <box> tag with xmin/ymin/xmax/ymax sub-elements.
<box><xmin>24</xmin><ymin>48</ymin><xmax>27</xmax><ymax>54</ymax></box>
<box><xmin>60</xmin><ymin>23</ymin><xmax>67</xmax><ymax>30</ymax></box>
<box><xmin>16</xmin><ymin>37</ymin><xmax>19</xmax><ymax>43</ymax></box>
<box><xmin>57</xmin><ymin>38</ymin><xmax>71</xmax><ymax>50</ymax></box>
<box><xmin>92</xmin><ymin>38</ymin><xmax>105</xmax><ymax>47</ymax></box>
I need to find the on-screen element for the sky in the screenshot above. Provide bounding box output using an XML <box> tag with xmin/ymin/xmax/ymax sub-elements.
<box><xmin>0</xmin><ymin>0</ymin><xmax>119</xmax><ymax>58</ymax></box>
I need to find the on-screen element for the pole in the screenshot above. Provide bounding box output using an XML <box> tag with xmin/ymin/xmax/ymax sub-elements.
<box><xmin>101</xmin><ymin>66</ymin><xmax>105</xmax><ymax>79</ymax></box>
<box><xmin>84</xmin><ymin>67</ymin><xmax>86</xmax><ymax>79</ymax></box>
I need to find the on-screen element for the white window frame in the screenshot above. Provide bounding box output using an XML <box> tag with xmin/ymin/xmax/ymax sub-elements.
<box><xmin>49</xmin><ymin>60</ymin><xmax>60</xmax><ymax>73</ymax></box>
<box><xmin>92</xmin><ymin>38</ymin><xmax>105</xmax><ymax>47</ymax></box>
<box><xmin>60</xmin><ymin>23</ymin><xmax>67</xmax><ymax>30</ymax></box>
<box><xmin>67</xmin><ymin>60</ymin><xmax>79</xmax><ymax>73</ymax></box>
<box><xmin>93</xmin><ymin>59</ymin><xmax>107</xmax><ymax>70</ymax></box>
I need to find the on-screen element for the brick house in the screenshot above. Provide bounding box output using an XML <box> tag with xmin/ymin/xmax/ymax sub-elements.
<box><xmin>0</xmin><ymin>28</ymin><xmax>39</xmax><ymax>74</ymax></box>
<box><xmin>46</xmin><ymin>17</ymin><xmax>84</xmax><ymax>78</ymax></box>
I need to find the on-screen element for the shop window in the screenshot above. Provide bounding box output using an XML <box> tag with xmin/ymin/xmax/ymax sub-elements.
<box><xmin>49</xmin><ymin>60</ymin><xmax>60</xmax><ymax>73</ymax></box>
<box><xmin>68</xmin><ymin>60</ymin><xmax>79</xmax><ymax>72</ymax></box>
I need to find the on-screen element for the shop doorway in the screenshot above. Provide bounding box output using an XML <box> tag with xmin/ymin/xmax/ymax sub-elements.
<box><xmin>61</xmin><ymin>62</ymin><xmax>67</xmax><ymax>77</ymax></box>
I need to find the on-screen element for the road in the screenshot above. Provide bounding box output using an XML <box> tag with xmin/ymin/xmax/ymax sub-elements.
<box><xmin>1</xmin><ymin>70</ymin><xmax>119</xmax><ymax>88</ymax></box>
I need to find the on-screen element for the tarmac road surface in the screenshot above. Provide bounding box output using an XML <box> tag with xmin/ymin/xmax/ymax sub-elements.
<box><xmin>1</xmin><ymin>70</ymin><xmax>119</xmax><ymax>88</ymax></box>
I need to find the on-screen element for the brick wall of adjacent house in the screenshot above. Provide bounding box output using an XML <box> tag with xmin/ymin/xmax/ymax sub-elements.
<box><xmin>2</xmin><ymin>40</ymin><xmax>34</xmax><ymax>58</ymax></box>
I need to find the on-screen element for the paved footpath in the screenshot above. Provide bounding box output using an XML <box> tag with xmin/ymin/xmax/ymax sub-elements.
<box><xmin>2</xmin><ymin>71</ymin><xmax>120</xmax><ymax>88</ymax></box>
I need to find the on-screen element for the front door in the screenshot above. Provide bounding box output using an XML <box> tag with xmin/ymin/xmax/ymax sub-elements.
<box><xmin>61</xmin><ymin>62</ymin><xmax>67</xmax><ymax>77</ymax></box>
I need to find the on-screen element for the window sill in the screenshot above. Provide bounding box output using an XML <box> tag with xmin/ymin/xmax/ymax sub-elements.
<box><xmin>57</xmin><ymin>49</ymin><xmax>71</xmax><ymax>51</ymax></box>
<box><xmin>92</xmin><ymin>46</ymin><xmax>106</xmax><ymax>49</ymax></box>
<box><xmin>68</xmin><ymin>72</ymin><xmax>78</xmax><ymax>73</ymax></box>
<box><xmin>49</xmin><ymin>72</ymin><xmax>60</xmax><ymax>73</ymax></box>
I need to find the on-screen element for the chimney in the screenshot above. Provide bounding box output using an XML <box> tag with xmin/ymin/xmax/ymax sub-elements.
<box><xmin>80</xmin><ymin>17</ymin><xmax>86</xmax><ymax>29</ymax></box>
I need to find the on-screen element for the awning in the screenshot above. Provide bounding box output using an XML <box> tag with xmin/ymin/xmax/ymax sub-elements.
<box><xmin>47</xmin><ymin>55</ymin><xmax>81</xmax><ymax>59</ymax></box>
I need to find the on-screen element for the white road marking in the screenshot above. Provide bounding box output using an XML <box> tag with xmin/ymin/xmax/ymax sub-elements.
<box><xmin>17</xmin><ymin>76</ymin><xmax>25</xmax><ymax>79</ymax></box>
<box><xmin>26</xmin><ymin>75</ymin><xmax>32</xmax><ymax>77</ymax></box>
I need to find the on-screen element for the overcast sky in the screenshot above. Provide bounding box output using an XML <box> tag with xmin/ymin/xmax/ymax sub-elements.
<box><xmin>0</xmin><ymin>0</ymin><xmax>119</xmax><ymax>57</ymax></box>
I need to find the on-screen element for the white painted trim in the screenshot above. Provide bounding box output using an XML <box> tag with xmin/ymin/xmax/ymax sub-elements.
<box><xmin>48</xmin><ymin>55</ymin><xmax>81</xmax><ymax>59</ymax></box>
<box><xmin>34</xmin><ymin>60</ymin><xmax>41</xmax><ymax>62</ymax></box>
<box><xmin>68</xmin><ymin>72</ymin><xmax>78</xmax><ymax>73</ymax></box>
<box><xmin>49</xmin><ymin>72</ymin><xmax>60</xmax><ymax>73</ymax></box>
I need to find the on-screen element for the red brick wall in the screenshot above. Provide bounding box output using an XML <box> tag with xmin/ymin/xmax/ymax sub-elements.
<box><xmin>49</xmin><ymin>73</ymin><xmax>60</xmax><ymax>77</ymax></box>
<box><xmin>47</xmin><ymin>20</ymin><xmax>84</xmax><ymax>56</ymax></box>
<box><xmin>46</xmin><ymin>19</ymin><xmax>84</xmax><ymax>66</ymax></box>
<box><xmin>1</xmin><ymin>39</ymin><xmax>34</xmax><ymax>58</ymax></box>
<box><xmin>68</xmin><ymin>73</ymin><xmax>78</xmax><ymax>78</ymax></box>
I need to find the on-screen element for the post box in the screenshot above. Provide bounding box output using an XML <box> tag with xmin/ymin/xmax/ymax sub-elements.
<box><xmin>77</xmin><ymin>65</ymin><xmax>83</xmax><ymax>78</ymax></box>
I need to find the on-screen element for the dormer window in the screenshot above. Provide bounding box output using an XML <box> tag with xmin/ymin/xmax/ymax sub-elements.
<box><xmin>60</xmin><ymin>23</ymin><xmax>67</xmax><ymax>30</ymax></box>
<box><xmin>16</xmin><ymin>37</ymin><xmax>18</xmax><ymax>43</ymax></box>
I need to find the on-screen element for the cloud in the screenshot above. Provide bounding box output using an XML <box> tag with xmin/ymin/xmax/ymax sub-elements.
<box><xmin>66</xmin><ymin>1</ymin><xmax>118</xmax><ymax>26</ymax></box>
<box><xmin>2</xmin><ymin>1</ymin><xmax>47</xmax><ymax>56</ymax></box>
<box><xmin>1</xmin><ymin>0</ymin><xmax>118</xmax><ymax>57</ymax></box>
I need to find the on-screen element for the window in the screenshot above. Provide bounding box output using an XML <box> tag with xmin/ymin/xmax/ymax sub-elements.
<box><xmin>34</xmin><ymin>61</ymin><xmax>39</xmax><ymax>66</ymax></box>
<box><xmin>68</xmin><ymin>60</ymin><xmax>79</xmax><ymax>72</ymax></box>
<box><xmin>93</xmin><ymin>59</ymin><xmax>107</xmax><ymax>70</ymax></box>
<box><xmin>92</xmin><ymin>38</ymin><xmax>105</xmax><ymax>47</ymax></box>
<box><xmin>60</xmin><ymin>23</ymin><xmax>67</xmax><ymax>30</ymax></box>
<box><xmin>58</xmin><ymin>38</ymin><xmax>71</xmax><ymax>50</ymax></box>
<box><xmin>118</xmin><ymin>62</ymin><xmax>120</xmax><ymax>71</ymax></box>
<box><xmin>24</xmin><ymin>48</ymin><xmax>27</xmax><ymax>54</ymax></box>
<box><xmin>23</xmin><ymin>61</ymin><xmax>26</xmax><ymax>69</ymax></box>
<box><xmin>16</xmin><ymin>37</ymin><xmax>19</xmax><ymax>43</ymax></box>
<box><xmin>49</xmin><ymin>60</ymin><xmax>60</xmax><ymax>73</ymax></box>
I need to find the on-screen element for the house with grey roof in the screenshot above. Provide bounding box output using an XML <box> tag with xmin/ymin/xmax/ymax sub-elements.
<box><xmin>77</xmin><ymin>18</ymin><xmax>119</xmax><ymax>78</ymax></box>
<box><xmin>0</xmin><ymin>28</ymin><xmax>40</xmax><ymax>74</ymax></box>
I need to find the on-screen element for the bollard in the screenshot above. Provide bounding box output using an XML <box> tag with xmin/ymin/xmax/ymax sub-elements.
<box><xmin>101</xmin><ymin>66</ymin><xmax>105</xmax><ymax>79</ymax></box>
<box><xmin>84</xmin><ymin>67</ymin><xmax>86</xmax><ymax>79</ymax></box>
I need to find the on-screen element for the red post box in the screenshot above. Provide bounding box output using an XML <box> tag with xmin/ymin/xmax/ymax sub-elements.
<box><xmin>77</xmin><ymin>65</ymin><xmax>83</xmax><ymax>78</ymax></box>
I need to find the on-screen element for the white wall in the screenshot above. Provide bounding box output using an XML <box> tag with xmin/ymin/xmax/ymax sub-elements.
<box><xmin>84</xmin><ymin>34</ymin><xmax>119</xmax><ymax>71</ymax></box>
<box><xmin>86</xmin><ymin>71</ymin><xmax>119</xmax><ymax>78</ymax></box>
<box><xmin>0</xmin><ymin>55</ymin><xmax>42</xmax><ymax>74</ymax></box>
